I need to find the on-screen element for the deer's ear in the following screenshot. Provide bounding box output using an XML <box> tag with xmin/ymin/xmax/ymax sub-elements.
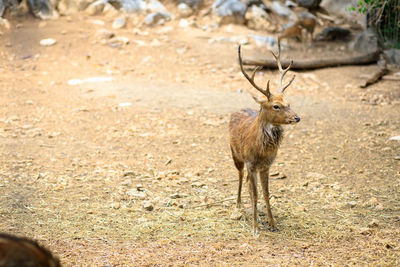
<box><xmin>248</xmin><ymin>89</ymin><xmax>268</xmax><ymax>104</ymax></box>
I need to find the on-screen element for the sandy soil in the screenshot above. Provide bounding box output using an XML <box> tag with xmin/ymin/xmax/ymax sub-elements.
<box><xmin>0</xmin><ymin>10</ymin><xmax>399</xmax><ymax>266</ymax></box>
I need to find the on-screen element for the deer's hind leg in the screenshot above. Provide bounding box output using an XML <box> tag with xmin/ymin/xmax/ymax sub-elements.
<box><xmin>231</xmin><ymin>148</ymin><xmax>244</xmax><ymax>208</ymax></box>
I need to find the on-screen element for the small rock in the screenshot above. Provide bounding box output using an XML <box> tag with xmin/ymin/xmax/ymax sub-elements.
<box><xmin>136</xmin><ymin>184</ymin><xmax>144</xmax><ymax>191</ymax></box>
<box><xmin>316</xmin><ymin>27</ymin><xmax>351</xmax><ymax>42</ymax></box>
<box><xmin>306</xmin><ymin>172</ymin><xmax>327</xmax><ymax>180</ymax></box>
<box><xmin>347</xmin><ymin>201</ymin><xmax>357</xmax><ymax>208</ymax></box>
<box><xmin>169</xmin><ymin>193</ymin><xmax>182</xmax><ymax>199</ymax></box>
<box><xmin>103</xmin><ymin>3</ymin><xmax>119</xmax><ymax>17</ymax></box>
<box><xmin>85</xmin><ymin>2</ymin><xmax>105</xmax><ymax>16</ymax></box>
<box><xmin>177</xmin><ymin>3</ymin><xmax>193</xmax><ymax>18</ymax></box>
<box><xmin>40</xmin><ymin>38</ymin><xmax>57</xmax><ymax>46</ymax></box>
<box><xmin>108</xmin><ymin>36</ymin><xmax>130</xmax><ymax>47</ymax></box>
<box><xmin>368</xmin><ymin>197</ymin><xmax>378</xmax><ymax>205</ymax></box>
<box><xmin>389</xmin><ymin>136</ymin><xmax>400</xmax><ymax>141</ymax></box>
<box><xmin>191</xmin><ymin>181</ymin><xmax>205</xmax><ymax>187</ymax></box>
<box><xmin>143</xmin><ymin>201</ymin><xmax>154</xmax><ymax>211</ymax></box>
<box><xmin>368</xmin><ymin>219</ymin><xmax>379</xmax><ymax>228</ymax></box>
<box><xmin>144</xmin><ymin>12</ymin><xmax>172</xmax><ymax>26</ymax></box>
<box><xmin>359</xmin><ymin>227</ymin><xmax>372</xmax><ymax>235</ymax></box>
<box><xmin>230</xmin><ymin>210</ymin><xmax>242</xmax><ymax>220</ymax></box>
<box><xmin>126</xmin><ymin>189</ymin><xmax>146</xmax><ymax>199</ymax></box>
<box><xmin>112</xmin><ymin>16</ymin><xmax>127</xmax><ymax>29</ymax></box>
<box><xmin>97</xmin><ymin>29</ymin><xmax>114</xmax><ymax>39</ymax></box>
<box><xmin>212</xmin><ymin>0</ymin><xmax>247</xmax><ymax>25</ymax></box>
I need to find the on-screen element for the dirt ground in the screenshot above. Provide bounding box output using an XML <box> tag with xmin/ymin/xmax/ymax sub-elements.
<box><xmin>0</xmin><ymin>9</ymin><xmax>399</xmax><ymax>266</ymax></box>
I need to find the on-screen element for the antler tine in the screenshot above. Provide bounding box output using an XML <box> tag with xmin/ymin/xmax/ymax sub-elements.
<box><xmin>238</xmin><ymin>45</ymin><xmax>271</xmax><ymax>98</ymax></box>
<box><xmin>270</xmin><ymin>38</ymin><xmax>296</xmax><ymax>93</ymax></box>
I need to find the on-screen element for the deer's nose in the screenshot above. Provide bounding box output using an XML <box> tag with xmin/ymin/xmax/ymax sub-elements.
<box><xmin>295</xmin><ymin>116</ymin><xmax>300</xmax><ymax>122</ymax></box>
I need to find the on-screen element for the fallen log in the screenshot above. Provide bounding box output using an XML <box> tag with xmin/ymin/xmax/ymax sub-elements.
<box><xmin>359</xmin><ymin>66</ymin><xmax>389</xmax><ymax>88</ymax></box>
<box><xmin>242</xmin><ymin>50</ymin><xmax>381</xmax><ymax>70</ymax></box>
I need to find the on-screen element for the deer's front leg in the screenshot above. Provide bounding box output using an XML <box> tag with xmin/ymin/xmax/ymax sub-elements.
<box><xmin>260</xmin><ymin>168</ymin><xmax>277</xmax><ymax>229</ymax></box>
<box><xmin>247</xmin><ymin>166</ymin><xmax>259</xmax><ymax>235</ymax></box>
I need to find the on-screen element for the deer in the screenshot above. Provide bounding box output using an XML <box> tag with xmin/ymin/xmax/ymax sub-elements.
<box><xmin>229</xmin><ymin>38</ymin><xmax>300</xmax><ymax>235</ymax></box>
<box><xmin>0</xmin><ymin>233</ymin><xmax>61</xmax><ymax>267</ymax></box>
<box><xmin>280</xmin><ymin>12</ymin><xmax>317</xmax><ymax>45</ymax></box>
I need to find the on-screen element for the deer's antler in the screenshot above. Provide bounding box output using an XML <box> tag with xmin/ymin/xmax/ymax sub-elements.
<box><xmin>238</xmin><ymin>45</ymin><xmax>271</xmax><ymax>99</ymax></box>
<box><xmin>270</xmin><ymin>37</ymin><xmax>295</xmax><ymax>93</ymax></box>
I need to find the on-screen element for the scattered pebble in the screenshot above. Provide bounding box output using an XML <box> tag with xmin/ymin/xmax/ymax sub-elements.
<box><xmin>112</xmin><ymin>16</ymin><xmax>127</xmax><ymax>29</ymax></box>
<box><xmin>347</xmin><ymin>201</ymin><xmax>357</xmax><ymax>208</ymax></box>
<box><xmin>126</xmin><ymin>189</ymin><xmax>146</xmax><ymax>199</ymax></box>
<box><xmin>230</xmin><ymin>210</ymin><xmax>242</xmax><ymax>220</ymax></box>
<box><xmin>368</xmin><ymin>219</ymin><xmax>379</xmax><ymax>228</ymax></box>
<box><xmin>40</xmin><ymin>38</ymin><xmax>57</xmax><ymax>46</ymax></box>
<box><xmin>143</xmin><ymin>201</ymin><xmax>154</xmax><ymax>211</ymax></box>
<box><xmin>389</xmin><ymin>136</ymin><xmax>400</xmax><ymax>141</ymax></box>
<box><xmin>359</xmin><ymin>227</ymin><xmax>372</xmax><ymax>235</ymax></box>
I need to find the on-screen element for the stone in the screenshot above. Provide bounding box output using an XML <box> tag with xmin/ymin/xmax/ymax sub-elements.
<box><xmin>346</xmin><ymin>201</ymin><xmax>357</xmax><ymax>208</ymax></box>
<box><xmin>179</xmin><ymin>0</ymin><xmax>202</xmax><ymax>10</ymax></box>
<box><xmin>384</xmin><ymin>49</ymin><xmax>400</xmax><ymax>67</ymax></box>
<box><xmin>112</xmin><ymin>15</ymin><xmax>127</xmax><ymax>29</ymax></box>
<box><xmin>230</xmin><ymin>210</ymin><xmax>242</xmax><ymax>220</ymax></box>
<box><xmin>296</xmin><ymin>0</ymin><xmax>321</xmax><ymax>8</ymax></box>
<box><xmin>389</xmin><ymin>136</ymin><xmax>400</xmax><ymax>141</ymax></box>
<box><xmin>350</xmin><ymin>29</ymin><xmax>379</xmax><ymax>54</ymax></box>
<box><xmin>144</xmin><ymin>11</ymin><xmax>172</xmax><ymax>26</ymax></box>
<box><xmin>315</xmin><ymin>26</ymin><xmax>352</xmax><ymax>42</ymax></box>
<box><xmin>85</xmin><ymin>1</ymin><xmax>105</xmax><ymax>15</ymax></box>
<box><xmin>58</xmin><ymin>0</ymin><xmax>93</xmax><ymax>15</ymax></box>
<box><xmin>103</xmin><ymin>2</ymin><xmax>119</xmax><ymax>17</ymax></box>
<box><xmin>359</xmin><ymin>227</ymin><xmax>372</xmax><ymax>235</ymax></box>
<box><xmin>26</xmin><ymin>0</ymin><xmax>59</xmax><ymax>20</ymax></box>
<box><xmin>146</xmin><ymin>0</ymin><xmax>168</xmax><ymax>13</ymax></box>
<box><xmin>268</xmin><ymin>0</ymin><xmax>296</xmax><ymax>21</ymax></box>
<box><xmin>245</xmin><ymin>5</ymin><xmax>274</xmax><ymax>31</ymax></box>
<box><xmin>119</xmin><ymin>0</ymin><xmax>146</xmax><ymax>13</ymax></box>
<box><xmin>368</xmin><ymin>219</ymin><xmax>379</xmax><ymax>228</ymax></box>
<box><xmin>177</xmin><ymin>3</ymin><xmax>193</xmax><ymax>18</ymax></box>
<box><xmin>108</xmin><ymin>36</ymin><xmax>130</xmax><ymax>47</ymax></box>
<box><xmin>143</xmin><ymin>201</ymin><xmax>154</xmax><ymax>211</ymax></box>
<box><xmin>39</xmin><ymin>38</ymin><xmax>57</xmax><ymax>46</ymax></box>
<box><xmin>212</xmin><ymin>0</ymin><xmax>247</xmax><ymax>25</ymax></box>
<box><xmin>97</xmin><ymin>29</ymin><xmax>115</xmax><ymax>39</ymax></box>
<box><xmin>126</xmin><ymin>189</ymin><xmax>146</xmax><ymax>199</ymax></box>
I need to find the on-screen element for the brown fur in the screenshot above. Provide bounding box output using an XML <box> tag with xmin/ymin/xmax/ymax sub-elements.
<box><xmin>0</xmin><ymin>233</ymin><xmax>61</xmax><ymax>267</ymax></box>
<box><xmin>231</xmin><ymin>43</ymin><xmax>300</xmax><ymax>234</ymax></box>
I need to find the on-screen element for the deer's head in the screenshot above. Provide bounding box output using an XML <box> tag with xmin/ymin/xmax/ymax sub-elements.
<box><xmin>238</xmin><ymin>39</ymin><xmax>300</xmax><ymax>125</ymax></box>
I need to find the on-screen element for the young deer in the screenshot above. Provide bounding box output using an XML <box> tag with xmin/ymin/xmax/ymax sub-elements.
<box><xmin>229</xmin><ymin>39</ymin><xmax>300</xmax><ymax>234</ymax></box>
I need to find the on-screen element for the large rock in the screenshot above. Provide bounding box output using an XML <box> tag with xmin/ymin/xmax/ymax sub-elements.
<box><xmin>144</xmin><ymin>11</ymin><xmax>171</xmax><ymax>26</ymax></box>
<box><xmin>57</xmin><ymin>0</ymin><xmax>95</xmax><ymax>15</ymax></box>
<box><xmin>268</xmin><ymin>0</ymin><xmax>296</xmax><ymax>21</ymax></box>
<box><xmin>296</xmin><ymin>0</ymin><xmax>321</xmax><ymax>8</ymax></box>
<box><xmin>350</xmin><ymin>29</ymin><xmax>379</xmax><ymax>54</ymax></box>
<box><xmin>321</xmin><ymin>0</ymin><xmax>365</xmax><ymax>26</ymax></box>
<box><xmin>212</xmin><ymin>0</ymin><xmax>247</xmax><ymax>25</ymax></box>
<box><xmin>179</xmin><ymin>0</ymin><xmax>202</xmax><ymax>10</ymax></box>
<box><xmin>245</xmin><ymin>5</ymin><xmax>275</xmax><ymax>32</ymax></box>
<box><xmin>384</xmin><ymin>49</ymin><xmax>400</xmax><ymax>67</ymax></box>
<box><xmin>26</xmin><ymin>0</ymin><xmax>59</xmax><ymax>19</ymax></box>
<box><xmin>315</xmin><ymin>26</ymin><xmax>351</xmax><ymax>42</ymax></box>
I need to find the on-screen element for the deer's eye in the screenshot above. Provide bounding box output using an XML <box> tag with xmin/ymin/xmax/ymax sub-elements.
<box><xmin>273</xmin><ymin>105</ymin><xmax>280</xmax><ymax>110</ymax></box>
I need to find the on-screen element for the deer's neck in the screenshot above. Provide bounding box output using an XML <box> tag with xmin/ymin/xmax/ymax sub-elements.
<box><xmin>254</xmin><ymin>109</ymin><xmax>283</xmax><ymax>148</ymax></box>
